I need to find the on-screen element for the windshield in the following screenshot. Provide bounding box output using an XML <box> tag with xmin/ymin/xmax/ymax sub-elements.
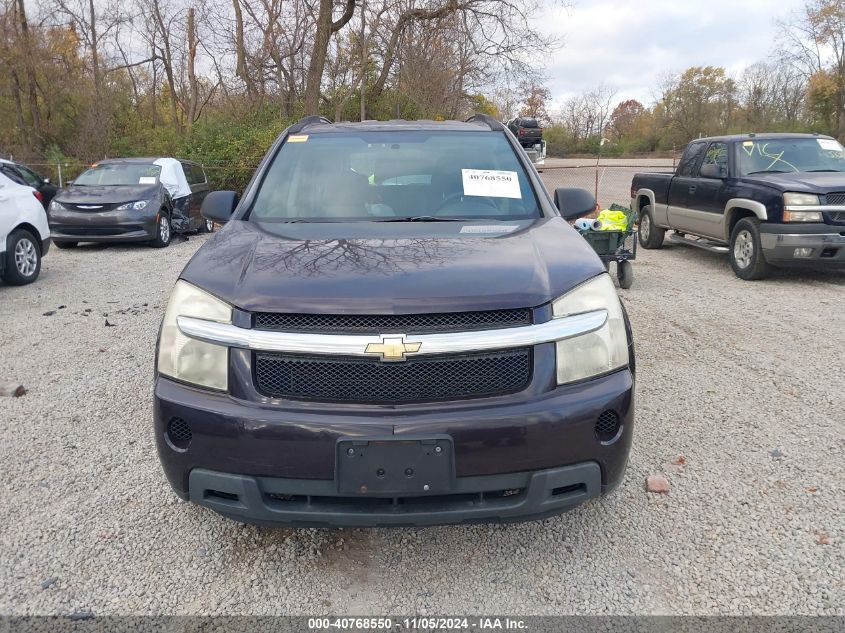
<box><xmin>248</xmin><ymin>131</ymin><xmax>541</xmax><ymax>222</ymax></box>
<box><xmin>736</xmin><ymin>137</ymin><xmax>845</xmax><ymax>176</ymax></box>
<box><xmin>74</xmin><ymin>163</ymin><xmax>161</xmax><ymax>186</ymax></box>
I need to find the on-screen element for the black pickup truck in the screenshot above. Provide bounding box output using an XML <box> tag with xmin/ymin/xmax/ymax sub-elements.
<box><xmin>631</xmin><ymin>133</ymin><xmax>845</xmax><ymax>279</ymax></box>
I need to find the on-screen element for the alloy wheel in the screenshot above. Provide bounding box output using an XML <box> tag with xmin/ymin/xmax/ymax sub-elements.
<box><xmin>640</xmin><ymin>213</ymin><xmax>650</xmax><ymax>241</ymax></box>
<box><xmin>733</xmin><ymin>229</ymin><xmax>753</xmax><ymax>269</ymax></box>
<box><xmin>160</xmin><ymin>216</ymin><xmax>171</xmax><ymax>243</ymax></box>
<box><xmin>14</xmin><ymin>238</ymin><xmax>37</xmax><ymax>277</ymax></box>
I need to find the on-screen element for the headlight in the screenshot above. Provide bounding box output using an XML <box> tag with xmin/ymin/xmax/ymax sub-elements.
<box><xmin>48</xmin><ymin>200</ymin><xmax>65</xmax><ymax>213</ymax></box>
<box><xmin>783</xmin><ymin>192</ymin><xmax>819</xmax><ymax>206</ymax></box>
<box><xmin>552</xmin><ymin>274</ymin><xmax>629</xmax><ymax>384</ymax></box>
<box><xmin>157</xmin><ymin>281</ymin><xmax>232</xmax><ymax>390</ymax></box>
<box><xmin>116</xmin><ymin>200</ymin><xmax>149</xmax><ymax>211</ymax></box>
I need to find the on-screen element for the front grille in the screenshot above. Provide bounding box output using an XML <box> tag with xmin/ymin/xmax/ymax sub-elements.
<box><xmin>253</xmin><ymin>308</ymin><xmax>531</xmax><ymax>334</ymax></box>
<box><xmin>828</xmin><ymin>211</ymin><xmax>845</xmax><ymax>223</ymax></box>
<box><xmin>254</xmin><ymin>349</ymin><xmax>532</xmax><ymax>403</ymax></box>
<box><xmin>63</xmin><ymin>202</ymin><xmax>120</xmax><ymax>212</ymax></box>
<box><xmin>824</xmin><ymin>192</ymin><xmax>845</xmax><ymax>205</ymax></box>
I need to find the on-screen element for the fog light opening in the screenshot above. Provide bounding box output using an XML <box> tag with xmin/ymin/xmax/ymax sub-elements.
<box><xmin>166</xmin><ymin>416</ymin><xmax>192</xmax><ymax>451</ymax></box>
<box><xmin>595</xmin><ymin>410</ymin><xmax>621</xmax><ymax>443</ymax></box>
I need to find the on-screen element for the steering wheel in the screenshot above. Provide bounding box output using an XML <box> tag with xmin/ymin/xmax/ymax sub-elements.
<box><xmin>434</xmin><ymin>192</ymin><xmax>500</xmax><ymax>216</ymax></box>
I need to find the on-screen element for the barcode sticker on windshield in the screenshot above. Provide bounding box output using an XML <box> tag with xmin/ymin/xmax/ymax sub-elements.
<box><xmin>817</xmin><ymin>138</ymin><xmax>843</xmax><ymax>152</ymax></box>
<box><xmin>462</xmin><ymin>169</ymin><xmax>521</xmax><ymax>199</ymax></box>
<box><xmin>139</xmin><ymin>176</ymin><xmax>156</xmax><ymax>184</ymax></box>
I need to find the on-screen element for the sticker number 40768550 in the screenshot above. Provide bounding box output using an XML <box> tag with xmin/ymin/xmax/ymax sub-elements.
<box><xmin>461</xmin><ymin>169</ymin><xmax>521</xmax><ymax>199</ymax></box>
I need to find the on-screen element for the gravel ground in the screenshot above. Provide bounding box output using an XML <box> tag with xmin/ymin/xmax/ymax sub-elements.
<box><xmin>0</xmin><ymin>227</ymin><xmax>843</xmax><ymax>616</ymax></box>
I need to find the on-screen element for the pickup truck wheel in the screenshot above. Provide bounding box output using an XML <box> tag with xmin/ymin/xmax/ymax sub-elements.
<box><xmin>729</xmin><ymin>217</ymin><xmax>770</xmax><ymax>280</ymax></box>
<box><xmin>2</xmin><ymin>228</ymin><xmax>41</xmax><ymax>285</ymax></box>
<box><xmin>638</xmin><ymin>205</ymin><xmax>665</xmax><ymax>249</ymax></box>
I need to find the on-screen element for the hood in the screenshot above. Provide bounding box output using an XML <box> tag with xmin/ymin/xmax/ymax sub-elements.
<box><xmin>55</xmin><ymin>184</ymin><xmax>161</xmax><ymax>205</ymax></box>
<box><xmin>180</xmin><ymin>218</ymin><xmax>606</xmax><ymax>313</ymax></box>
<box><xmin>742</xmin><ymin>171</ymin><xmax>845</xmax><ymax>194</ymax></box>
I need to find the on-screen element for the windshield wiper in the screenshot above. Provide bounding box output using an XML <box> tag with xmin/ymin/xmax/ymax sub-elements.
<box><xmin>807</xmin><ymin>169</ymin><xmax>843</xmax><ymax>172</ymax></box>
<box><xmin>746</xmin><ymin>170</ymin><xmax>789</xmax><ymax>175</ymax></box>
<box><xmin>378</xmin><ymin>216</ymin><xmax>471</xmax><ymax>222</ymax></box>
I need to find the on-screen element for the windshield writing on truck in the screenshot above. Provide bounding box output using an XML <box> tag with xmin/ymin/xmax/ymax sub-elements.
<box><xmin>736</xmin><ymin>138</ymin><xmax>845</xmax><ymax>175</ymax></box>
<box><xmin>248</xmin><ymin>131</ymin><xmax>541</xmax><ymax>223</ymax></box>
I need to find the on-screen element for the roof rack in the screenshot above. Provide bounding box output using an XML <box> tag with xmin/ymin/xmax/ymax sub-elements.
<box><xmin>465</xmin><ymin>113</ymin><xmax>504</xmax><ymax>131</ymax></box>
<box><xmin>288</xmin><ymin>115</ymin><xmax>333</xmax><ymax>134</ymax></box>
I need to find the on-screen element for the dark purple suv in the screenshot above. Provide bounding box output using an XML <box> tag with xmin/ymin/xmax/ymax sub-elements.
<box><xmin>153</xmin><ymin>115</ymin><xmax>635</xmax><ymax>527</ymax></box>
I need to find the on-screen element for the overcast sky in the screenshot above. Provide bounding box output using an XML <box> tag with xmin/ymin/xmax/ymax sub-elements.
<box><xmin>538</xmin><ymin>0</ymin><xmax>807</xmax><ymax>109</ymax></box>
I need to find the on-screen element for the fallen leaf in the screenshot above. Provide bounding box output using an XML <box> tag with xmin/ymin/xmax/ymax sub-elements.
<box><xmin>42</xmin><ymin>311</ymin><xmax>55</xmax><ymax>317</ymax></box>
<box><xmin>671</xmin><ymin>455</ymin><xmax>687</xmax><ymax>466</ymax></box>
<box><xmin>806</xmin><ymin>486</ymin><xmax>819</xmax><ymax>493</ymax></box>
<box><xmin>105</xmin><ymin>319</ymin><xmax>116</xmax><ymax>327</ymax></box>
<box><xmin>0</xmin><ymin>383</ymin><xmax>27</xmax><ymax>397</ymax></box>
<box><xmin>815</xmin><ymin>529</ymin><xmax>830</xmax><ymax>545</ymax></box>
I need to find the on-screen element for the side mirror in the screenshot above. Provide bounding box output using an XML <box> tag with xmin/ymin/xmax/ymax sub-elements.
<box><xmin>201</xmin><ymin>191</ymin><xmax>238</xmax><ymax>224</ymax></box>
<box><xmin>554</xmin><ymin>187</ymin><xmax>598</xmax><ymax>220</ymax></box>
<box><xmin>700</xmin><ymin>163</ymin><xmax>726</xmax><ymax>179</ymax></box>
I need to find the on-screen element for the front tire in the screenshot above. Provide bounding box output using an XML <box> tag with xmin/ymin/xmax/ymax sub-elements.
<box><xmin>638</xmin><ymin>205</ymin><xmax>665</xmax><ymax>249</ymax></box>
<box><xmin>729</xmin><ymin>217</ymin><xmax>770</xmax><ymax>280</ymax></box>
<box><xmin>149</xmin><ymin>213</ymin><xmax>172</xmax><ymax>248</ymax></box>
<box><xmin>2</xmin><ymin>229</ymin><xmax>41</xmax><ymax>285</ymax></box>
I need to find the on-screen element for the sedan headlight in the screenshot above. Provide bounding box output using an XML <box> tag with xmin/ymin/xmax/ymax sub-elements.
<box><xmin>116</xmin><ymin>200</ymin><xmax>149</xmax><ymax>211</ymax></box>
<box><xmin>48</xmin><ymin>200</ymin><xmax>65</xmax><ymax>213</ymax></box>
<box><xmin>783</xmin><ymin>193</ymin><xmax>823</xmax><ymax>222</ymax></box>
<box><xmin>552</xmin><ymin>274</ymin><xmax>629</xmax><ymax>384</ymax></box>
<box><xmin>158</xmin><ymin>281</ymin><xmax>232</xmax><ymax>390</ymax></box>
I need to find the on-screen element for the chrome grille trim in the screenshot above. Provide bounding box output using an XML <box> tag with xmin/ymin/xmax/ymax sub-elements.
<box><xmin>176</xmin><ymin>310</ymin><xmax>608</xmax><ymax>357</ymax></box>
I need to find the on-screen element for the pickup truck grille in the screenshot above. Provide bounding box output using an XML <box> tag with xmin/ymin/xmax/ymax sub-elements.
<box><xmin>827</xmin><ymin>211</ymin><xmax>845</xmax><ymax>223</ymax></box>
<box><xmin>254</xmin><ymin>349</ymin><xmax>532</xmax><ymax>404</ymax></box>
<box><xmin>253</xmin><ymin>308</ymin><xmax>531</xmax><ymax>334</ymax></box>
<box><xmin>824</xmin><ymin>192</ymin><xmax>845</xmax><ymax>205</ymax></box>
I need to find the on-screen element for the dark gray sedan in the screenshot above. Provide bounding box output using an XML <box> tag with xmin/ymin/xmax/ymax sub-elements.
<box><xmin>47</xmin><ymin>157</ymin><xmax>212</xmax><ymax>249</ymax></box>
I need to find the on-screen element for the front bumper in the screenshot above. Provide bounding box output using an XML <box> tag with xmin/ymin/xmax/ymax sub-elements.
<box><xmin>760</xmin><ymin>223</ymin><xmax>845</xmax><ymax>265</ymax></box>
<box><xmin>48</xmin><ymin>206</ymin><xmax>158</xmax><ymax>243</ymax></box>
<box><xmin>153</xmin><ymin>364</ymin><xmax>634</xmax><ymax>527</ymax></box>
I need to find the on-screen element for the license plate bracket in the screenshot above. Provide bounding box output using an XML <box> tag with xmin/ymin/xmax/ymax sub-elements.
<box><xmin>336</xmin><ymin>437</ymin><xmax>454</xmax><ymax>495</ymax></box>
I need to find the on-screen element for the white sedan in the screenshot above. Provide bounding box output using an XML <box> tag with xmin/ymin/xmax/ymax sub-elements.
<box><xmin>0</xmin><ymin>172</ymin><xmax>51</xmax><ymax>285</ymax></box>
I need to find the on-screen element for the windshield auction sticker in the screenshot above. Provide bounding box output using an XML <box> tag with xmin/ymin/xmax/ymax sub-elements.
<box><xmin>817</xmin><ymin>138</ymin><xmax>843</xmax><ymax>152</ymax></box>
<box><xmin>462</xmin><ymin>169</ymin><xmax>521</xmax><ymax>199</ymax></box>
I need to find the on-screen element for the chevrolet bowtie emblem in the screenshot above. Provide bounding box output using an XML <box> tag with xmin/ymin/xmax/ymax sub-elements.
<box><xmin>365</xmin><ymin>336</ymin><xmax>422</xmax><ymax>361</ymax></box>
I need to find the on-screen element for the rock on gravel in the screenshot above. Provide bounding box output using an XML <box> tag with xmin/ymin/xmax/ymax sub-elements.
<box><xmin>0</xmin><ymin>225</ymin><xmax>844</xmax><ymax>616</ymax></box>
<box><xmin>646</xmin><ymin>475</ymin><xmax>670</xmax><ymax>494</ymax></box>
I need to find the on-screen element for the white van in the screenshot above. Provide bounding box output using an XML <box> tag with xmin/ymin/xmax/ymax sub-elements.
<box><xmin>0</xmin><ymin>171</ymin><xmax>51</xmax><ymax>285</ymax></box>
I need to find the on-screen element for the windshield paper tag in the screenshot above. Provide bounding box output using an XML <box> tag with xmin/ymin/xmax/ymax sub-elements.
<box><xmin>460</xmin><ymin>225</ymin><xmax>519</xmax><ymax>234</ymax></box>
<box><xmin>288</xmin><ymin>134</ymin><xmax>308</xmax><ymax>143</ymax></box>
<box><xmin>139</xmin><ymin>176</ymin><xmax>156</xmax><ymax>184</ymax></box>
<box><xmin>462</xmin><ymin>169</ymin><xmax>521</xmax><ymax>199</ymax></box>
<box><xmin>817</xmin><ymin>138</ymin><xmax>843</xmax><ymax>151</ymax></box>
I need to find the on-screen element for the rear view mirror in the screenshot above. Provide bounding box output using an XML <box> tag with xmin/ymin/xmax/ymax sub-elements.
<box><xmin>700</xmin><ymin>163</ymin><xmax>726</xmax><ymax>179</ymax></box>
<box><xmin>201</xmin><ymin>191</ymin><xmax>239</xmax><ymax>224</ymax></box>
<box><xmin>554</xmin><ymin>187</ymin><xmax>597</xmax><ymax>220</ymax></box>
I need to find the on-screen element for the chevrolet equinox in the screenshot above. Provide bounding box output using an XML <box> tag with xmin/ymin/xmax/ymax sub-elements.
<box><xmin>153</xmin><ymin>115</ymin><xmax>635</xmax><ymax>527</ymax></box>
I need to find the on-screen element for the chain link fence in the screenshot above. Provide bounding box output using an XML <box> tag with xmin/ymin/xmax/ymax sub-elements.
<box><xmin>7</xmin><ymin>155</ymin><xmax>676</xmax><ymax>212</ymax></box>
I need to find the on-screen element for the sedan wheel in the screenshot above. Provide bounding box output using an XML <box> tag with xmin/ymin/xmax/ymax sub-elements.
<box><xmin>14</xmin><ymin>237</ymin><xmax>38</xmax><ymax>277</ymax></box>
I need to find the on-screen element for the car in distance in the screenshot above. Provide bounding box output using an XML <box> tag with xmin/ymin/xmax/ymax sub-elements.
<box><xmin>47</xmin><ymin>157</ymin><xmax>212</xmax><ymax>249</ymax></box>
<box><xmin>0</xmin><ymin>158</ymin><xmax>58</xmax><ymax>208</ymax></box>
<box><xmin>0</xmin><ymin>171</ymin><xmax>51</xmax><ymax>285</ymax></box>
<box><xmin>154</xmin><ymin>115</ymin><xmax>635</xmax><ymax>527</ymax></box>
<box><xmin>631</xmin><ymin>133</ymin><xmax>845</xmax><ymax>279</ymax></box>
<box><xmin>506</xmin><ymin>117</ymin><xmax>544</xmax><ymax>148</ymax></box>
